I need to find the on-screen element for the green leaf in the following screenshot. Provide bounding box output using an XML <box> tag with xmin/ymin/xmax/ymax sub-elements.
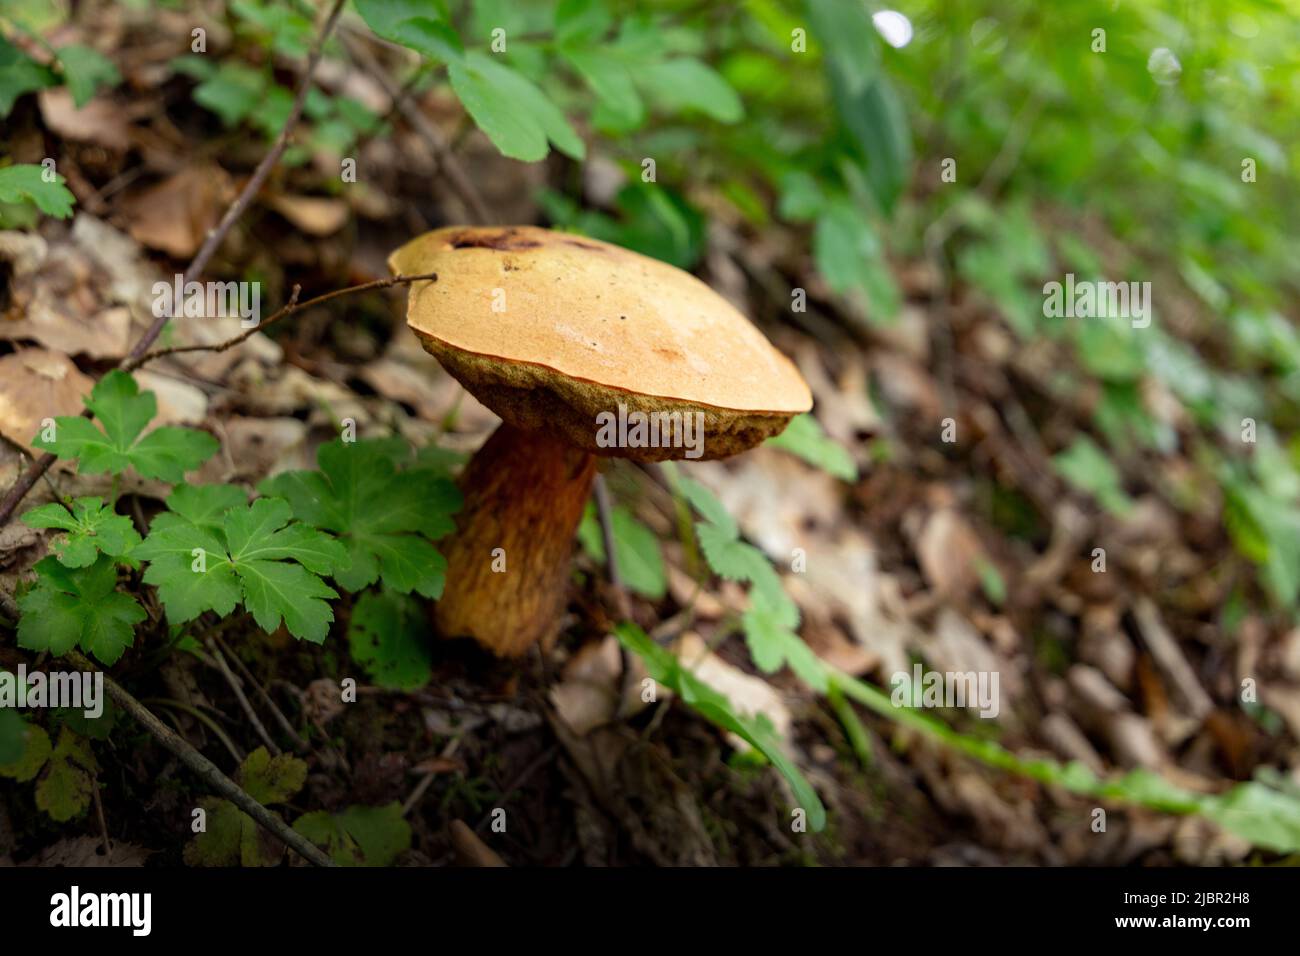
<box><xmin>766</xmin><ymin>414</ymin><xmax>858</xmax><ymax>481</ymax></box>
<box><xmin>638</xmin><ymin>58</ymin><xmax>743</xmax><ymax>123</ymax></box>
<box><xmin>0</xmin><ymin>36</ymin><xmax>56</xmax><ymax>117</ymax></box>
<box><xmin>448</xmin><ymin>52</ymin><xmax>585</xmax><ymax>162</ymax></box>
<box><xmin>17</xmin><ymin>556</ymin><xmax>146</xmax><ymax>665</ymax></box>
<box><xmin>22</xmin><ymin>496</ymin><xmax>141</xmax><ymax>567</ymax></box>
<box><xmin>695</xmin><ymin>523</ymin><xmax>770</xmax><ymax>583</ymax></box>
<box><xmin>193</xmin><ymin>61</ymin><xmax>266</xmax><ymax>126</ymax></box>
<box><xmin>293</xmin><ymin>803</ymin><xmax>411</xmax><ymax>866</ymax></box>
<box><xmin>1053</xmin><ymin>436</ymin><xmax>1134</xmax><ymax>516</ymax></box>
<box><xmin>676</xmin><ymin>476</ymin><xmax>824</xmax><ymax>690</ymax></box>
<box><xmin>56</xmin><ymin>44</ymin><xmax>120</xmax><ymax>107</ymax></box>
<box><xmin>355</xmin><ymin>0</ymin><xmax>463</xmax><ymax>62</ymax></box>
<box><xmin>0</xmin><ymin>164</ymin><xmax>75</xmax><ymax>219</ymax></box>
<box><xmin>814</xmin><ymin>205</ymin><xmax>899</xmax><ymax>322</ymax></box>
<box><xmin>185</xmin><ymin>748</ymin><xmax>305</xmax><ymax>866</ymax></box>
<box><xmin>138</xmin><ymin>490</ymin><xmax>345</xmax><ymax>643</ymax></box>
<box><xmin>348</xmin><ymin>590</ymin><xmax>432</xmax><ymax>691</ymax></box>
<box><xmin>390</xmin><ymin>18</ymin><xmax>464</xmax><ymax>63</ymax></box>
<box><xmin>32</xmin><ymin>371</ymin><xmax>218</xmax><ymax>481</ymax></box>
<box><xmin>238</xmin><ymin>746</ymin><xmax>307</xmax><ymax>804</ymax></box>
<box><xmin>260</xmin><ymin>438</ymin><xmax>460</xmax><ymax>599</ymax></box>
<box><xmin>577</xmin><ymin>504</ymin><xmax>666</xmax><ymax>599</ymax></box>
<box><xmin>0</xmin><ymin>721</ymin><xmax>51</xmax><ymax>782</ymax></box>
<box><xmin>560</xmin><ymin>48</ymin><xmax>643</xmax><ymax>124</ymax></box>
<box><xmin>807</xmin><ymin>0</ymin><xmax>910</xmax><ymax>212</ymax></box>
<box><xmin>231</xmin><ymin>0</ymin><xmax>313</xmax><ymax>57</ymax></box>
<box><xmin>777</xmin><ymin>171</ymin><xmax>827</xmax><ymax>223</ymax></box>
<box><xmin>184</xmin><ymin>797</ymin><xmax>284</xmax><ymax>867</ymax></box>
<box><xmin>446</xmin><ymin>69</ymin><xmax>535</xmax><ymax>159</ymax></box>
<box><xmin>616</xmin><ymin>623</ymin><xmax>826</xmax><ymax>831</ymax></box>
<box><xmin>34</xmin><ymin>727</ymin><xmax>96</xmax><ymax>822</ymax></box>
<box><xmin>1202</xmin><ymin>781</ymin><xmax>1300</xmax><ymax>853</ymax></box>
<box><xmin>555</xmin><ymin>0</ymin><xmax>612</xmax><ymax>45</ymax></box>
<box><xmin>0</xmin><ymin>708</ymin><xmax>28</xmax><ymax>765</ymax></box>
<box><xmin>675</xmin><ymin>476</ymin><xmax>737</xmax><ymax>537</ymax></box>
<box><xmin>611</xmin><ymin>507</ymin><xmax>666</xmax><ymax>599</ymax></box>
<box><xmin>805</xmin><ymin>0</ymin><xmax>880</xmax><ymax>93</ymax></box>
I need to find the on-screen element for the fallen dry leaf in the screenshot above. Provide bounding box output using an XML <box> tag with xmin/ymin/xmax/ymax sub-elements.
<box><xmin>123</xmin><ymin>164</ymin><xmax>233</xmax><ymax>258</ymax></box>
<box><xmin>916</xmin><ymin>507</ymin><xmax>986</xmax><ymax>601</ymax></box>
<box><xmin>551</xmin><ymin>636</ymin><xmax>623</xmax><ymax>736</ymax></box>
<box><xmin>674</xmin><ymin>632</ymin><xmax>793</xmax><ymax>746</ymax></box>
<box><xmin>0</xmin><ymin>232</ymin><xmax>133</xmax><ymax>358</ymax></box>
<box><xmin>0</xmin><ymin>349</ymin><xmax>93</xmax><ymax>454</ymax></box>
<box><xmin>25</xmin><ymin>836</ymin><xmax>152</xmax><ymax>868</ymax></box>
<box><xmin>38</xmin><ymin>88</ymin><xmax>130</xmax><ymax>152</ymax></box>
<box><xmin>266</xmin><ymin>194</ymin><xmax>350</xmax><ymax>237</ymax></box>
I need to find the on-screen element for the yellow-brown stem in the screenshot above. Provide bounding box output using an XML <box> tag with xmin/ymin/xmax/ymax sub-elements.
<box><xmin>435</xmin><ymin>423</ymin><xmax>596</xmax><ymax>657</ymax></box>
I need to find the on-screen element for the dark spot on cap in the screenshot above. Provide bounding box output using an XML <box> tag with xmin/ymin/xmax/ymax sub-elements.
<box><xmin>449</xmin><ymin>228</ymin><xmax>542</xmax><ymax>251</ymax></box>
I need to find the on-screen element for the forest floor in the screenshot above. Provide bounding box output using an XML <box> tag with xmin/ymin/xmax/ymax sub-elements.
<box><xmin>1</xmin><ymin>3</ymin><xmax>1296</xmax><ymax>868</ymax></box>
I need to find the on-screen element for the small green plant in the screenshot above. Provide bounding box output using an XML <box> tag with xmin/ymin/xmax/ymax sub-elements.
<box><xmin>16</xmin><ymin>374</ymin><xmax>460</xmax><ymax>664</ymax></box>
<box><xmin>0</xmin><ymin>31</ymin><xmax>119</xmax><ymax>116</ymax></box>
<box><xmin>34</xmin><ymin>370</ymin><xmax>219</xmax><ymax>483</ymax></box>
<box><xmin>260</xmin><ymin>437</ymin><xmax>462</xmax><ymax>599</ymax></box>
<box><xmin>346</xmin><ymin>589</ymin><xmax>433</xmax><ymax>691</ymax></box>
<box><xmin>0</xmin><ymin>724</ymin><xmax>96</xmax><ymax>823</ymax></box>
<box><xmin>185</xmin><ymin>747</ymin><xmax>309</xmax><ymax>867</ymax></box>
<box><xmin>137</xmin><ymin>490</ymin><xmax>346</xmax><ymax>643</ymax></box>
<box><xmin>766</xmin><ymin>414</ymin><xmax>859</xmax><ymax>482</ymax></box>
<box><xmin>602</xmin><ymin>462</ymin><xmax>1300</xmax><ymax>853</ymax></box>
<box><xmin>16</xmin><ymin>556</ymin><xmax>146</xmax><ymax>665</ymax></box>
<box><xmin>672</xmin><ymin>471</ymin><xmax>826</xmax><ymax>692</ymax></box>
<box><xmin>577</xmin><ymin>501</ymin><xmax>667</xmax><ymax>600</ymax></box>
<box><xmin>292</xmin><ymin>802</ymin><xmax>412</xmax><ymax>867</ymax></box>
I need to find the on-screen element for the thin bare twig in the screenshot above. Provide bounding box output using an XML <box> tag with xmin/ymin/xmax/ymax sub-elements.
<box><xmin>214</xmin><ymin>634</ymin><xmax>311</xmax><ymax>753</ymax></box>
<box><xmin>91</xmin><ymin>779</ymin><xmax>112</xmax><ymax>857</ymax></box>
<box><xmin>206</xmin><ymin>638</ymin><xmax>281</xmax><ymax>756</ymax></box>
<box><xmin>0</xmin><ymin>0</ymin><xmax>346</xmax><ymax>529</ymax></box>
<box><xmin>65</xmin><ymin>651</ymin><xmax>334</xmax><ymax>867</ymax></box>
<box><xmin>125</xmin><ymin>273</ymin><xmax>436</xmax><ymax>369</ymax></box>
<box><xmin>128</xmin><ymin>0</ymin><xmax>347</xmax><ymax>361</ymax></box>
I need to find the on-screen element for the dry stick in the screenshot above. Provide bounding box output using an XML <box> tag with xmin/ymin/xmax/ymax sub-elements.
<box><xmin>205</xmin><ymin>638</ymin><xmax>281</xmax><ymax>756</ymax></box>
<box><xmin>91</xmin><ymin>779</ymin><xmax>112</xmax><ymax>857</ymax></box>
<box><xmin>213</xmin><ymin>634</ymin><xmax>311</xmax><ymax>754</ymax></box>
<box><xmin>64</xmin><ymin>651</ymin><xmax>334</xmax><ymax>867</ymax></box>
<box><xmin>126</xmin><ymin>272</ymin><xmax>437</xmax><ymax>369</ymax></box>
<box><xmin>340</xmin><ymin>31</ymin><xmax>493</xmax><ymax>225</ymax></box>
<box><xmin>0</xmin><ymin>0</ymin><xmax>346</xmax><ymax>530</ymax></box>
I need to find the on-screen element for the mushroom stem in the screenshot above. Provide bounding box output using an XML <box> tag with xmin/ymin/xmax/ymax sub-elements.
<box><xmin>435</xmin><ymin>423</ymin><xmax>597</xmax><ymax>657</ymax></box>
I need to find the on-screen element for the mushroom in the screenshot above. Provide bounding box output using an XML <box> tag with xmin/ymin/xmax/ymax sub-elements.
<box><xmin>388</xmin><ymin>225</ymin><xmax>811</xmax><ymax>657</ymax></box>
